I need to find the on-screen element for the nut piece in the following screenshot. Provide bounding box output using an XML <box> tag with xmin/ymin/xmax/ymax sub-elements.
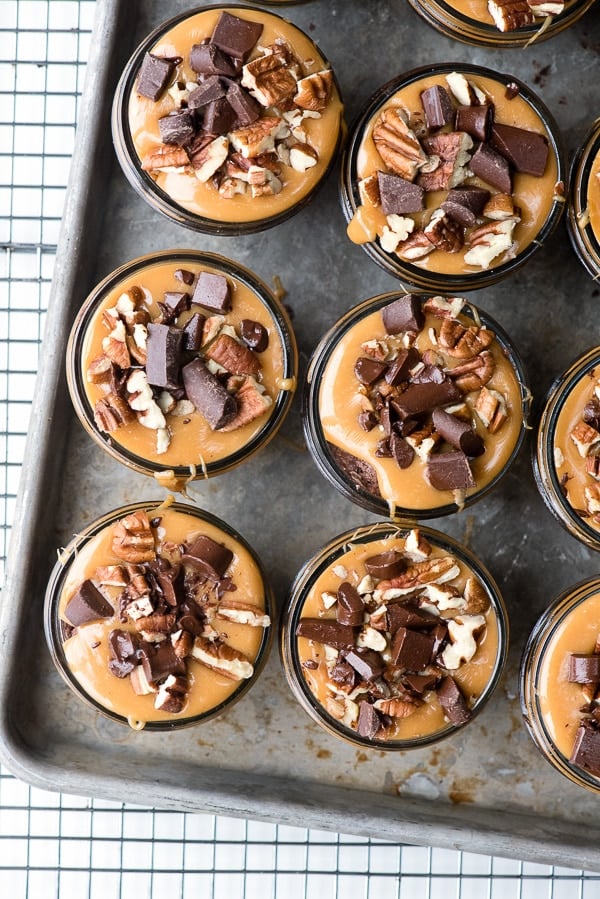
<box><xmin>111</xmin><ymin>511</ymin><xmax>156</xmax><ymax>564</ymax></box>
<box><xmin>423</xmin><ymin>296</ymin><xmax>466</xmax><ymax>319</ymax></box>
<box><xmin>94</xmin><ymin>394</ymin><xmax>136</xmax><ymax>432</ymax></box>
<box><xmin>191</xmin><ymin>135</ymin><xmax>229</xmax><ymax>183</ymax></box>
<box><xmin>376</xmin><ymin>556</ymin><xmax>461</xmax><ymax>597</ymax></box>
<box><xmin>220</xmin><ymin>377</ymin><xmax>272</xmax><ymax>432</ymax></box>
<box><xmin>372</xmin><ymin>107</ymin><xmax>428</xmax><ymax>181</ymax></box>
<box><xmin>474</xmin><ymin>386</ymin><xmax>508</xmax><ymax>433</ymax></box>
<box><xmin>405</xmin><ymin>528</ymin><xmax>432</xmax><ymax>561</ymax></box>
<box><xmin>448</xmin><ymin>350</ymin><xmax>495</xmax><ymax>392</ymax></box>
<box><xmin>374</xmin><ymin>698</ymin><xmax>419</xmax><ymax>718</ymax></box>
<box><xmin>483</xmin><ymin>193</ymin><xmax>521</xmax><ymax>221</ymax></box>
<box><xmin>528</xmin><ymin>0</ymin><xmax>564</xmax><ymax>12</ymax></box>
<box><xmin>127</xmin><ymin>369</ymin><xmax>167</xmax><ymax>431</ymax></box>
<box><xmin>396</xmin><ymin>229</ymin><xmax>435</xmax><ymax>260</ymax></box>
<box><xmin>241</xmin><ymin>52</ymin><xmax>298</xmax><ymax>108</ymax></box>
<box><xmin>423</xmin><ymin>209</ymin><xmax>464</xmax><ymax>253</ymax></box>
<box><xmin>206</xmin><ymin>333</ymin><xmax>261</xmax><ymax>377</ymax></box>
<box><xmin>463</xmin><ymin>218</ymin><xmax>518</xmax><ymax>270</ymax></box>
<box><xmin>289</xmin><ymin>142</ymin><xmax>319</xmax><ymax>172</ymax></box>
<box><xmin>87</xmin><ymin>355</ymin><xmax>114</xmax><ymax>385</ymax></box>
<box><xmin>294</xmin><ymin>70</ymin><xmax>333</xmax><ymax>111</ymax></box>
<box><xmin>230</xmin><ymin>117</ymin><xmax>283</xmax><ymax>158</ymax></box>
<box><xmin>358</xmin><ymin>173</ymin><xmax>381</xmax><ymax>207</ymax></box>
<box><xmin>191</xmin><ymin>636</ymin><xmax>254</xmax><ymax>680</ymax></box>
<box><xmin>488</xmin><ymin>0</ymin><xmax>536</xmax><ymax>31</ymax></box>
<box><xmin>439</xmin><ymin>320</ymin><xmax>495</xmax><ymax>358</ymax></box>
<box><xmin>141</xmin><ymin>145</ymin><xmax>189</xmax><ymax>172</ymax></box>
<box><xmin>445</xmin><ymin>72</ymin><xmax>488</xmax><ymax>106</ymax></box>
<box><xmin>570</xmin><ymin>421</ymin><xmax>600</xmax><ymax>457</ymax></box>
<box><xmin>463</xmin><ymin>578</ymin><xmax>491</xmax><ymax>615</ymax></box>
<box><xmin>217</xmin><ymin>597</ymin><xmax>271</xmax><ymax>628</ymax></box>
<box><xmin>102</xmin><ymin>318</ymin><xmax>131</xmax><ymax>370</ymax></box>
<box><xmin>441</xmin><ymin>614</ymin><xmax>486</xmax><ymax>669</ymax></box>
<box><xmin>419</xmin><ymin>132</ymin><xmax>473</xmax><ymax>191</ymax></box>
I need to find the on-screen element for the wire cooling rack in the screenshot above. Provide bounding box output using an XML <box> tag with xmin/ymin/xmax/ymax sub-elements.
<box><xmin>2</xmin><ymin>2</ymin><xmax>600</xmax><ymax>896</ymax></box>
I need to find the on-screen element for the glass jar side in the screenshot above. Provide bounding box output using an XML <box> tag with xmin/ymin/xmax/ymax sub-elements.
<box><xmin>567</xmin><ymin>119</ymin><xmax>600</xmax><ymax>281</ymax></box>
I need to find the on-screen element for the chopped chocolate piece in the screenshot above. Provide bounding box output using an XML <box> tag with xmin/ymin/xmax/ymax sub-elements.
<box><xmin>387</xmin><ymin>601</ymin><xmax>440</xmax><ymax>634</ymax></box>
<box><xmin>225</xmin><ymin>80</ymin><xmax>261</xmax><ymax>128</ymax></box>
<box><xmin>183</xmin><ymin>534</ymin><xmax>233</xmax><ymax>578</ymax></box>
<box><xmin>375</xmin><ymin>438</ymin><xmax>392</xmax><ymax>457</ymax></box>
<box><xmin>469</xmin><ymin>142</ymin><xmax>512</xmax><ymax>195</ymax></box>
<box><xmin>455</xmin><ymin>105</ymin><xmax>492</xmax><ymax>143</ymax></box>
<box><xmin>426</xmin><ymin>450</ymin><xmax>476</xmax><ymax>491</ymax></box>
<box><xmin>385</xmin><ymin>347</ymin><xmax>420</xmax><ymax>386</ymax></box>
<box><xmin>358</xmin><ymin>411</ymin><xmax>378</xmax><ymax>432</ymax></box>
<box><xmin>432</xmin><ymin>408</ymin><xmax>484</xmax><ymax>457</ymax></box>
<box><xmin>391</xmin><ymin>626</ymin><xmax>435</xmax><ymax>671</ymax></box>
<box><xmin>410</xmin><ymin>363</ymin><xmax>445</xmax><ymax>385</ymax></box>
<box><xmin>108</xmin><ymin>629</ymin><xmax>139</xmax><ymax>678</ymax></box>
<box><xmin>181</xmin><ymin>358</ymin><xmax>238</xmax><ymax>430</ymax></box>
<box><xmin>146</xmin><ymin>323</ymin><xmax>184</xmax><ymax>390</ymax></box>
<box><xmin>345</xmin><ymin>647</ymin><xmax>385</xmax><ymax>681</ymax></box>
<box><xmin>203</xmin><ymin>96</ymin><xmax>237</xmax><ymax>136</ymax></box>
<box><xmin>505</xmin><ymin>81</ymin><xmax>520</xmax><ymax>100</ymax></box>
<box><xmin>137</xmin><ymin>53</ymin><xmax>176</xmax><ymax>102</ymax></box>
<box><xmin>163</xmin><ymin>291</ymin><xmax>190</xmax><ymax>317</ymax></box>
<box><xmin>296</xmin><ymin>618</ymin><xmax>355</xmax><ymax>650</ymax></box>
<box><xmin>377</xmin><ymin>171</ymin><xmax>425</xmax><ymax>216</ymax></box>
<box><xmin>364</xmin><ymin>550</ymin><xmax>405</xmax><ymax>580</ymax></box>
<box><xmin>382</xmin><ymin>294</ymin><xmax>425</xmax><ymax>335</ymax></box>
<box><xmin>329</xmin><ymin>660</ymin><xmax>358</xmax><ymax>690</ymax></box>
<box><xmin>570</xmin><ymin>719</ymin><xmax>600</xmax><ymax>776</ymax></box>
<box><xmin>191</xmin><ymin>271</ymin><xmax>231</xmax><ymax>313</ymax></box>
<box><xmin>356</xmin><ymin>700</ymin><xmax>382</xmax><ymax>740</ymax></box>
<box><xmin>328</xmin><ymin>443</ymin><xmax>381</xmax><ymax>497</ymax></box>
<box><xmin>393</xmin><ymin>379</ymin><xmax>462</xmax><ymax>419</ymax></box>
<box><xmin>437</xmin><ymin>675</ymin><xmax>471</xmax><ymax>725</ymax></box>
<box><xmin>211</xmin><ymin>11</ymin><xmax>263</xmax><ymax>61</ymax></box>
<box><xmin>391</xmin><ymin>433</ymin><xmax>415</xmax><ymax>469</ymax></box>
<box><xmin>140</xmin><ymin>641</ymin><xmax>186</xmax><ymax>686</ymax></box>
<box><xmin>441</xmin><ymin>186</ymin><xmax>490</xmax><ymax>228</ymax></box>
<box><xmin>403</xmin><ymin>673</ymin><xmax>439</xmax><ymax>695</ymax></box>
<box><xmin>336</xmin><ymin>582</ymin><xmax>364</xmax><ymax>627</ymax></box>
<box><xmin>420</xmin><ymin>84</ymin><xmax>454</xmax><ymax>131</ymax></box>
<box><xmin>182</xmin><ymin>312</ymin><xmax>205</xmax><ymax>352</ymax></box>
<box><xmin>431</xmin><ymin>621</ymin><xmax>449</xmax><ymax>658</ymax></box>
<box><xmin>64</xmin><ymin>580</ymin><xmax>113</xmax><ymax>627</ymax></box>
<box><xmin>491</xmin><ymin>122</ymin><xmax>549</xmax><ymax>177</ymax></box>
<box><xmin>158</xmin><ymin>109</ymin><xmax>196</xmax><ymax>147</ymax></box>
<box><xmin>584</xmin><ymin>398</ymin><xmax>600</xmax><ymax>432</ymax></box>
<box><xmin>354</xmin><ymin>356</ymin><xmax>388</xmax><ymax>385</ymax></box>
<box><xmin>568</xmin><ymin>653</ymin><xmax>600</xmax><ymax>684</ymax></box>
<box><xmin>187</xmin><ymin>76</ymin><xmax>226</xmax><ymax>109</ymax></box>
<box><xmin>174</xmin><ymin>268</ymin><xmax>195</xmax><ymax>286</ymax></box>
<box><xmin>240</xmin><ymin>319</ymin><xmax>269</xmax><ymax>352</ymax></box>
<box><xmin>189</xmin><ymin>42</ymin><xmax>238</xmax><ymax>77</ymax></box>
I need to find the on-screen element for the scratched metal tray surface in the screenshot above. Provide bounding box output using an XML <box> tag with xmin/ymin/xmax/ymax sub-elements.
<box><xmin>3</xmin><ymin>0</ymin><xmax>600</xmax><ymax>870</ymax></box>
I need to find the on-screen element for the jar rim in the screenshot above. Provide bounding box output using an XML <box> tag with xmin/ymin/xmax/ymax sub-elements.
<box><xmin>567</xmin><ymin>118</ymin><xmax>600</xmax><ymax>280</ymax></box>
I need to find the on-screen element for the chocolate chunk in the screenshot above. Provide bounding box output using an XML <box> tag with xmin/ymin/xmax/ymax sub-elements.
<box><xmin>240</xmin><ymin>319</ymin><xmax>268</xmax><ymax>352</ymax></box>
<box><xmin>382</xmin><ymin>294</ymin><xmax>425</xmax><ymax>335</ymax></box>
<box><xmin>163</xmin><ymin>291</ymin><xmax>190</xmax><ymax>317</ymax></box>
<box><xmin>432</xmin><ymin>408</ymin><xmax>484</xmax><ymax>457</ymax></box>
<box><xmin>137</xmin><ymin>53</ymin><xmax>176</xmax><ymax>102</ymax></box>
<box><xmin>403</xmin><ymin>673</ymin><xmax>439</xmax><ymax>695</ymax></box>
<box><xmin>377</xmin><ymin>171</ymin><xmax>425</xmax><ymax>216</ymax></box>
<box><xmin>328</xmin><ymin>443</ymin><xmax>381</xmax><ymax>497</ymax></box>
<box><xmin>226</xmin><ymin>81</ymin><xmax>261</xmax><ymax>128</ymax></box>
<box><xmin>437</xmin><ymin>676</ymin><xmax>471</xmax><ymax>725</ymax></box>
<box><xmin>64</xmin><ymin>580</ymin><xmax>113</xmax><ymax>627</ymax></box>
<box><xmin>336</xmin><ymin>582</ymin><xmax>364</xmax><ymax>627</ymax></box>
<box><xmin>426</xmin><ymin>450</ymin><xmax>476</xmax><ymax>490</ymax></box>
<box><xmin>393</xmin><ymin>379</ymin><xmax>462</xmax><ymax>419</ymax></box>
<box><xmin>189</xmin><ymin>42</ymin><xmax>237</xmax><ymax>77</ymax></box>
<box><xmin>146</xmin><ymin>323</ymin><xmax>184</xmax><ymax>390</ymax></box>
<box><xmin>584</xmin><ymin>397</ymin><xmax>600</xmax><ymax>432</ymax></box>
<box><xmin>410</xmin><ymin>363</ymin><xmax>446</xmax><ymax>385</ymax></box>
<box><xmin>211</xmin><ymin>12</ymin><xmax>263</xmax><ymax>61</ymax></box>
<box><xmin>140</xmin><ymin>641</ymin><xmax>186</xmax><ymax>686</ymax></box>
<box><xmin>568</xmin><ymin>653</ymin><xmax>600</xmax><ymax>684</ymax></box>
<box><xmin>203</xmin><ymin>96</ymin><xmax>237</xmax><ymax>136</ymax></box>
<box><xmin>345</xmin><ymin>647</ymin><xmax>385</xmax><ymax>681</ymax></box>
<box><xmin>354</xmin><ymin>356</ymin><xmax>388</xmax><ymax>385</ymax></box>
<box><xmin>358</xmin><ymin>411</ymin><xmax>378</xmax><ymax>432</ymax></box>
<box><xmin>181</xmin><ymin>358</ymin><xmax>238</xmax><ymax>430</ymax></box>
<box><xmin>296</xmin><ymin>618</ymin><xmax>355</xmax><ymax>650</ymax></box>
<box><xmin>182</xmin><ymin>312</ymin><xmax>205</xmax><ymax>352</ymax></box>
<box><xmin>570</xmin><ymin>719</ymin><xmax>600</xmax><ymax>776</ymax></box>
<box><xmin>191</xmin><ymin>271</ymin><xmax>231</xmax><ymax>313</ymax></box>
<box><xmin>391</xmin><ymin>627</ymin><xmax>435</xmax><ymax>671</ymax></box>
<box><xmin>505</xmin><ymin>82</ymin><xmax>520</xmax><ymax>100</ymax></box>
<box><xmin>187</xmin><ymin>76</ymin><xmax>226</xmax><ymax>109</ymax></box>
<box><xmin>364</xmin><ymin>550</ymin><xmax>405</xmax><ymax>580</ymax></box>
<box><xmin>469</xmin><ymin>142</ymin><xmax>512</xmax><ymax>194</ymax></box>
<box><xmin>431</xmin><ymin>622</ymin><xmax>449</xmax><ymax>659</ymax></box>
<box><xmin>387</xmin><ymin>601</ymin><xmax>440</xmax><ymax>634</ymax></box>
<box><xmin>183</xmin><ymin>534</ymin><xmax>233</xmax><ymax>579</ymax></box>
<box><xmin>174</xmin><ymin>268</ymin><xmax>195</xmax><ymax>286</ymax></box>
<box><xmin>357</xmin><ymin>700</ymin><xmax>383</xmax><ymax>740</ymax></box>
<box><xmin>441</xmin><ymin>186</ymin><xmax>490</xmax><ymax>228</ymax></box>
<box><xmin>420</xmin><ymin>84</ymin><xmax>454</xmax><ymax>130</ymax></box>
<box><xmin>385</xmin><ymin>347</ymin><xmax>420</xmax><ymax>386</ymax></box>
<box><xmin>455</xmin><ymin>105</ymin><xmax>492</xmax><ymax>143</ymax></box>
<box><xmin>491</xmin><ymin>122</ymin><xmax>549</xmax><ymax>177</ymax></box>
<box><xmin>158</xmin><ymin>109</ymin><xmax>196</xmax><ymax>147</ymax></box>
<box><xmin>108</xmin><ymin>629</ymin><xmax>139</xmax><ymax>678</ymax></box>
<box><xmin>329</xmin><ymin>661</ymin><xmax>357</xmax><ymax>690</ymax></box>
<box><xmin>391</xmin><ymin>433</ymin><xmax>415</xmax><ymax>469</ymax></box>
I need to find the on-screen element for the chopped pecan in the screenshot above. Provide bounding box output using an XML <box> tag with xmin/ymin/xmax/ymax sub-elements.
<box><xmin>405</xmin><ymin>528</ymin><xmax>432</xmax><ymax>561</ymax></box>
<box><xmin>141</xmin><ymin>145</ymin><xmax>189</xmax><ymax>171</ymax></box>
<box><xmin>374</xmin><ymin>698</ymin><xmax>419</xmax><ymax>718</ymax></box>
<box><xmin>87</xmin><ymin>355</ymin><xmax>114</xmax><ymax>385</ymax></box>
<box><xmin>241</xmin><ymin>52</ymin><xmax>298</xmax><ymax>108</ymax></box>
<box><xmin>446</xmin><ymin>72</ymin><xmax>488</xmax><ymax>106</ymax></box>
<box><xmin>172</xmin><ymin>630</ymin><xmax>194</xmax><ymax>659</ymax></box>
<box><xmin>220</xmin><ymin>377</ymin><xmax>272</xmax><ymax>431</ymax></box>
<box><xmin>423</xmin><ymin>296</ymin><xmax>466</xmax><ymax>320</ymax></box>
<box><xmin>488</xmin><ymin>0</ymin><xmax>536</xmax><ymax>31</ymax></box>
<box><xmin>230</xmin><ymin>116</ymin><xmax>283</xmax><ymax>158</ymax></box>
<box><xmin>191</xmin><ymin>636</ymin><xmax>254</xmax><ymax>680</ymax></box>
<box><xmin>294</xmin><ymin>70</ymin><xmax>333</xmax><ymax>111</ymax></box>
<box><xmin>190</xmin><ymin>135</ymin><xmax>229</xmax><ymax>182</ymax></box>
<box><xmin>95</xmin><ymin>565</ymin><xmax>128</xmax><ymax>587</ymax></box>
<box><xmin>571</xmin><ymin>421</ymin><xmax>600</xmax><ymax>457</ymax></box>
<box><xmin>464</xmin><ymin>218</ymin><xmax>517</xmax><ymax>269</ymax></box>
<box><xmin>289</xmin><ymin>142</ymin><xmax>318</xmax><ymax>172</ymax></box>
<box><xmin>216</xmin><ymin>597</ymin><xmax>271</xmax><ymax>627</ymax></box>
<box><xmin>206</xmin><ymin>333</ymin><xmax>260</xmax><ymax>377</ymax></box>
<box><xmin>528</xmin><ymin>0</ymin><xmax>564</xmax><ymax>12</ymax></box>
<box><xmin>474</xmin><ymin>386</ymin><xmax>508</xmax><ymax>433</ymax></box>
<box><xmin>586</xmin><ymin>484</ymin><xmax>600</xmax><ymax>514</ymax></box>
<box><xmin>418</xmin><ymin>132</ymin><xmax>473</xmax><ymax>191</ymax></box>
<box><xmin>94</xmin><ymin>394</ymin><xmax>135</xmax><ymax>432</ymax></box>
<box><xmin>396</xmin><ymin>229</ymin><xmax>435</xmax><ymax>260</ymax></box>
<box><xmin>423</xmin><ymin>210</ymin><xmax>463</xmax><ymax>253</ymax></box>
<box><xmin>133</xmin><ymin>612</ymin><xmax>177</xmax><ymax>635</ymax></box>
<box><xmin>154</xmin><ymin>674</ymin><xmax>188</xmax><ymax>713</ymax></box>
<box><xmin>463</xmin><ymin>577</ymin><xmax>490</xmax><ymax>615</ymax></box>
<box><xmin>372</xmin><ymin>107</ymin><xmax>428</xmax><ymax>181</ymax></box>
<box><xmin>483</xmin><ymin>193</ymin><xmax>521</xmax><ymax>221</ymax></box>
<box><xmin>358</xmin><ymin>173</ymin><xmax>381</xmax><ymax>207</ymax></box>
<box><xmin>111</xmin><ymin>510</ymin><xmax>156</xmax><ymax>564</ymax></box>
<box><xmin>441</xmin><ymin>614</ymin><xmax>486</xmax><ymax>669</ymax></box>
<box><xmin>439</xmin><ymin>319</ymin><xmax>495</xmax><ymax>358</ymax></box>
<box><xmin>447</xmin><ymin>350</ymin><xmax>495</xmax><ymax>392</ymax></box>
<box><xmin>102</xmin><ymin>319</ymin><xmax>131</xmax><ymax>370</ymax></box>
<box><xmin>586</xmin><ymin>455</ymin><xmax>600</xmax><ymax>480</ymax></box>
<box><xmin>377</xmin><ymin>556</ymin><xmax>460</xmax><ymax>594</ymax></box>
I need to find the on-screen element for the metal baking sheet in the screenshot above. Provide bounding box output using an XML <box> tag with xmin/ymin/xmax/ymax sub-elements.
<box><xmin>3</xmin><ymin>0</ymin><xmax>600</xmax><ymax>869</ymax></box>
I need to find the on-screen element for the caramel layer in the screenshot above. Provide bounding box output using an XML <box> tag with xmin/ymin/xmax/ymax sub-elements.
<box><xmin>587</xmin><ymin>149</ymin><xmax>600</xmax><ymax>243</ymax></box>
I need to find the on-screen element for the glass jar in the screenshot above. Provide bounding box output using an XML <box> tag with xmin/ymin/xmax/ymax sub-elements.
<box><xmin>567</xmin><ymin>118</ymin><xmax>600</xmax><ymax>281</ymax></box>
<box><xmin>533</xmin><ymin>346</ymin><xmax>600</xmax><ymax>551</ymax></box>
<box><xmin>303</xmin><ymin>291</ymin><xmax>530</xmax><ymax>520</ymax></box>
<box><xmin>44</xmin><ymin>500</ymin><xmax>274</xmax><ymax>731</ymax></box>
<box><xmin>339</xmin><ymin>62</ymin><xmax>566</xmax><ymax>292</ymax></box>
<box><xmin>520</xmin><ymin>576</ymin><xmax>600</xmax><ymax>793</ymax></box>
<box><xmin>111</xmin><ymin>4</ymin><xmax>344</xmax><ymax>235</ymax></box>
<box><xmin>406</xmin><ymin>0</ymin><xmax>596</xmax><ymax>49</ymax></box>
<box><xmin>66</xmin><ymin>249</ymin><xmax>297</xmax><ymax>494</ymax></box>
<box><xmin>280</xmin><ymin>522</ymin><xmax>508</xmax><ymax>750</ymax></box>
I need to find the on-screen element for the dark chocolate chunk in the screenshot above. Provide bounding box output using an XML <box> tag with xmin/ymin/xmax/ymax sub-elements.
<box><xmin>568</xmin><ymin>653</ymin><xmax>600</xmax><ymax>684</ymax></box>
<box><xmin>377</xmin><ymin>171</ymin><xmax>425</xmax><ymax>216</ymax></box>
<box><xmin>140</xmin><ymin>641</ymin><xmax>186</xmax><ymax>686</ymax></box>
<box><xmin>226</xmin><ymin>81</ymin><xmax>261</xmax><ymax>128</ymax></box>
<box><xmin>441</xmin><ymin>186</ymin><xmax>490</xmax><ymax>228</ymax></box>
<box><xmin>420</xmin><ymin>84</ymin><xmax>454</xmax><ymax>130</ymax></box>
<box><xmin>64</xmin><ymin>580</ymin><xmax>113</xmax><ymax>627</ymax></box>
<box><xmin>385</xmin><ymin>347</ymin><xmax>420</xmax><ymax>386</ymax></box>
<box><xmin>455</xmin><ymin>104</ymin><xmax>492</xmax><ymax>143</ymax></box>
<box><xmin>505</xmin><ymin>81</ymin><xmax>520</xmax><ymax>100</ymax></box>
<box><xmin>584</xmin><ymin>397</ymin><xmax>600</xmax><ymax>432</ymax></box>
<box><xmin>137</xmin><ymin>53</ymin><xmax>176</xmax><ymax>102</ymax></box>
<box><xmin>328</xmin><ymin>443</ymin><xmax>381</xmax><ymax>497</ymax></box>
<box><xmin>174</xmin><ymin>268</ymin><xmax>195</xmax><ymax>286</ymax></box>
<box><xmin>354</xmin><ymin>356</ymin><xmax>388</xmax><ymax>385</ymax></box>
<box><xmin>158</xmin><ymin>109</ymin><xmax>196</xmax><ymax>147</ymax></box>
<box><xmin>437</xmin><ymin>676</ymin><xmax>471</xmax><ymax>725</ymax></box>
<box><xmin>108</xmin><ymin>629</ymin><xmax>139</xmax><ymax>678</ymax></box>
<box><xmin>432</xmin><ymin>408</ymin><xmax>484</xmax><ymax>457</ymax></box>
<box><xmin>189</xmin><ymin>42</ymin><xmax>237</xmax><ymax>77</ymax></box>
<box><xmin>183</xmin><ymin>534</ymin><xmax>233</xmax><ymax>579</ymax></box>
<box><xmin>181</xmin><ymin>358</ymin><xmax>238</xmax><ymax>430</ymax></box>
<box><xmin>393</xmin><ymin>379</ymin><xmax>462</xmax><ymax>419</ymax></box>
<box><xmin>358</xmin><ymin>411</ymin><xmax>378</xmax><ymax>432</ymax></box>
<box><xmin>356</xmin><ymin>701</ymin><xmax>383</xmax><ymax>740</ymax></box>
<box><xmin>387</xmin><ymin>601</ymin><xmax>440</xmax><ymax>634</ymax></box>
<box><xmin>329</xmin><ymin>661</ymin><xmax>357</xmax><ymax>690</ymax></box>
<box><xmin>163</xmin><ymin>291</ymin><xmax>190</xmax><ymax>317</ymax></box>
<box><xmin>375</xmin><ymin>438</ymin><xmax>392</xmax><ymax>457</ymax></box>
<box><xmin>203</xmin><ymin>96</ymin><xmax>237</xmax><ymax>136</ymax></box>
<box><xmin>570</xmin><ymin>719</ymin><xmax>600</xmax><ymax>776</ymax></box>
<box><xmin>146</xmin><ymin>323</ymin><xmax>184</xmax><ymax>390</ymax></box>
<box><xmin>336</xmin><ymin>582</ymin><xmax>364</xmax><ymax>627</ymax></box>
<box><xmin>391</xmin><ymin>627</ymin><xmax>435</xmax><ymax>671</ymax></box>
<box><xmin>191</xmin><ymin>271</ymin><xmax>231</xmax><ymax>313</ymax></box>
<box><xmin>345</xmin><ymin>647</ymin><xmax>385</xmax><ymax>681</ymax></box>
<box><xmin>469</xmin><ymin>142</ymin><xmax>512</xmax><ymax>194</ymax></box>
<box><xmin>491</xmin><ymin>122</ymin><xmax>549</xmax><ymax>177</ymax></box>
<box><xmin>364</xmin><ymin>550</ymin><xmax>405</xmax><ymax>580</ymax></box>
<box><xmin>426</xmin><ymin>450</ymin><xmax>476</xmax><ymax>491</ymax></box>
<box><xmin>382</xmin><ymin>294</ymin><xmax>425</xmax><ymax>335</ymax></box>
<box><xmin>410</xmin><ymin>363</ymin><xmax>446</xmax><ymax>385</ymax></box>
<box><xmin>430</xmin><ymin>622</ymin><xmax>449</xmax><ymax>658</ymax></box>
<box><xmin>390</xmin><ymin>433</ymin><xmax>415</xmax><ymax>469</ymax></box>
<box><xmin>182</xmin><ymin>312</ymin><xmax>205</xmax><ymax>352</ymax></box>
<box><xmin>187</xmin><ymin>76</ymin><xmax>226</xmax><ymax>109</ymax></box>
<box><xmin>403</xmin><ymin>673</ymin><xmax>439</xmax><ymax>695</ymax></box>
<box><xmin>211</xmin><ymin>11</ymin><xmax>263</xmax><ymax>61</ymax></box>
<box><xmin>240</xmin><ymin>319</ymin><xmax>269</xmax><ymax>352</ymax></box>
<box><xmin>295</xmin><ymin>618</ymin><xmax>355</xmax><ymax>650</ymax></box>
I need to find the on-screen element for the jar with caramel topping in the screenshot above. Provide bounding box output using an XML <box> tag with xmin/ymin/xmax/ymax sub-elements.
<box><xmin>567</xmin><ymin>118</ymin><xmax>600</xmax><ymax>281</ymax></box>
<box><xmin>280</xmin><ymin>522</ymin><xmax>508</xmax><ymax>750</ymax></box>
<box><xmin>44</xmin><ymin>501</ymin><xmax>274</xmax><ymax>731</ymax></box>
<box><xmin>111</xmin><ymin>5</ymin><xmax>344</xmax><ymax>234</ymax></box>
<box><xmin>303</xmin><ymin>291</ymin><xmax>530</xmax><ymax>520</ymax></box>
<box><xmin>534</xmin><ymin>346</ymin><xmax>600</xmax><ymax>551</ymax></box>
<box><xmin>340</xmin><ymin>63</ymin><xmax>566</xmax><ymax>292</ymax></box>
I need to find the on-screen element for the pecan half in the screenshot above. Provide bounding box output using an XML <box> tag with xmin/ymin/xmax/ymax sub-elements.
<box><xmin>206</xmin><ymin>333</ymin><xmax>260</xmax><ymax>377</ymax></box>
<box><xmin>447</xmin><ymin>350</ymin><xmax>495</xmax><ymax>392</ymax></box>
<box><xmin>94</xmin><ymin>394</ymin><xmax>135</xmax><ymax>432</ymax></box>
<box><xmin>111</xmin><ymin>510</ymin><xmax>156</xmax><ymax>564</ymax></box>
<box><xmin>294</xmin><ymin>70</ymin><xmax>333</xmax><ymax>111</ymax></box>
<box><xmin>191</xmin><ymin>636</ymin><xmax>254</xmax><ymax>680</ymax></box>
<box><xmin>439</xmin><ymin>320</ymin><xmax>495</xmax><ymax>358</ymax></box>
<box><xmin>372</xmin><ymin>107</ymin><xmax>428</xmax><ymax>181</ymax></box>
<box><xmin>377</xmin><ymin>556</ymin><xmax>460</xmax><ymax>593</ymax></box>
<box><xmin>374</xmin><ymin>698</ymin><xmax>419</xmax><ymax>718</ymax></box>
<box><xmin>220</xmin><ymin>377</ymin><xmax>272</xmax><ymax>431</ymax></box>
<box><xmin>141</xmin><ymin>145</ymin><xmax>189</xmax><ymax>171</ymax></box>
